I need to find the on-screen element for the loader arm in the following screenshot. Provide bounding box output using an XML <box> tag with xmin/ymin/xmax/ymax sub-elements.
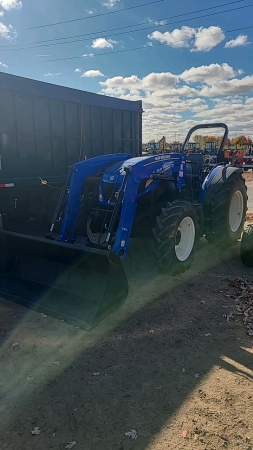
<box><xmin>58</xmin><ymin>153</ymin><xmax>132</xmax><ymax>242</ymax></box>
<box><xmin>111</xmin><ymin>153</ymin><xmax>186</xmax><ymax>258</ymax></box>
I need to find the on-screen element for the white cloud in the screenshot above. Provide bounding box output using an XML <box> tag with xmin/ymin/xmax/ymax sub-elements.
<box><xmin>200</xmin><ymin>76</ymin><xmax>253</xmax><ymax>96</ymax></box>
<box><xmin>0</xmin><ymin>61</ymin><xmax>7</xmax><ymax>67</ymax></box>
<box><xmin>193</xmin><ymin>26</ymin><xmax>225</xmax><ymax>52</ymax></box>
<box><xmin>103</xmin><ymin>0</ymin><xmax>120</xmax><ymax>8</ymax></box>
<box><xmin>147</xmin><ymin>17</ymin><xmax>167</xmax><ymax>26</ymax></box>
<box><xmin>212</xmin><ymin>95</ymin><xmax>244</xmax><ymax>104</ymax></box>
<box><xmin>180</xmin><ymin>63</ymin><xmax>238</xmax><ymax>84</ymax></box>
<box><xmin>192</xmin><ymin>97</ymin><xmax>253</xmax><ymax>137</ymax></box>
<box><xmin>83</xmin><ymin>53</ymin><xmax>94</xmax><ymax>57</ymax></box>
<box><xmin>0</xmin><ymin>22</ymin><xmax>16</xmax><ymax>39</ymax></box>
<box><xmin>195</xmin><ymin>101</ymin><xmax>246</xmax><ymax>120</ymax></box>
<box><xmin>142</xmin><ymin>72</ymin><xmax>177</xmax><ymax>89</ymax></box>
<box><xmin>81</xmin><ymin>70</ymin><xmax>105</xmax><ymax>78</ymax></box>
<box><xmin>100</xmin><ymin>72</ymin><xmax>177</xmax><ymax>93</ymax></box>
<box><xmin>224</xmin><ymin>35</ymin><xmax>250</xmax><ymax>48</ymax></box>
<box><xmin>0</xmin><ymin>10</ymin><xmax>4</xmax><ymax>16</ymax></box>
<box><xmin>148</xmin><ymin>26</ymin><xmax>196</xmax><ymax>48</ymax></box>
<box><xmin>91</xmin><ymin>38</ymin><xmax>114</xmax><ymax>49</ymax></box>
<box><xmin>0</xmin><ymin>0</ymin><xmax>22</xmax><ymax>10</ymax></box>
<box><xmin>44</xmin><ymin>72</ymin><xmax>62</xmax><ymax>77</ymax></box>
<box><xmin>100</xmin><ymin>65</ymin><xmax>253</xmax><ymax>102</ymax></box>
<box><xmin>98</xmin><ymin>64</ymin><xmax>253</xmax><ymax>141</ymax></box>
<box><xmin>75</xmin><ymin>68</ymin><xmax>82</xmax><ymax>73</ymax></box>
<box><xmin>148</xmin><ymin>25</ymin><xmax>225</xmax><ymax>52</ymax></box>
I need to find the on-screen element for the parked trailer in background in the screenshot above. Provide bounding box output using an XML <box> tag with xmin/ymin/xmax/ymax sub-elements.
<box><xmin>0</xmin><ymin>72</ymin><xmax>142</xmax><ymax>223</ymax></box>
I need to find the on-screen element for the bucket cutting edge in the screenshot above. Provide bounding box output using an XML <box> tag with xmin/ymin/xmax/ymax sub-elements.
<box><xmin>0</xmin><ymin>230</ymin><xmax>128</xmax><ymax>329</ymax></box>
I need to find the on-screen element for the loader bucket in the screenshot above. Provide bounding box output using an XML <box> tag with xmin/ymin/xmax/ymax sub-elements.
<box><xmin>0</xmin><ymin>230</ymin><xmax>128</xmax><ymax>329</ymax></box>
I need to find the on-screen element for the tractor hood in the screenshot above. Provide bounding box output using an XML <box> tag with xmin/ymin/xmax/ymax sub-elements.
<box><xmin>102</xmin><ymin>155</ymin><xmax>176</xmax><ymax>183</ymax></box>
<box><xmin>99</xmin><ymin>157</ymin><xmax>150</xmax><ymax>203</ymax></box>
<box><xmin>102</xmin><ymin>156</ymin><xmax>150</xmax><ymax>183</ymax></box>
<box><xmin>99</xmin><ymin>155</ymin><xmax>175</xmax><ymax>203</ymax></box>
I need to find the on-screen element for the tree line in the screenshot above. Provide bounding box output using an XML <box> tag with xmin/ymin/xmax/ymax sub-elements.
<box><xmin>193</xmin><ymin>135</ymin><xmax>252</xmax><ymax>150</ymax></box>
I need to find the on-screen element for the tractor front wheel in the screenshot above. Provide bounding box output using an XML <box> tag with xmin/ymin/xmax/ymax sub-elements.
<box><xmin>240</xmin><ymin>224</ymin><xmax>253</xmax><ymax>267</ymax></box>
<box><xmin>206</xmin><ymin>174</ymin><xmax>247</xmax><ymax>244</ymax></box>
<box><xmin>152</xmin><ymin>201</ymin><xmax>199</xmax><ymax>273</ymax></box>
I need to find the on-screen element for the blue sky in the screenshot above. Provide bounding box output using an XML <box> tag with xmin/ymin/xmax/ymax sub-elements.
<box><xmin>0</xmin><ymin>0</ymin><xmax>253</xmax><ymax>142</ymax></box>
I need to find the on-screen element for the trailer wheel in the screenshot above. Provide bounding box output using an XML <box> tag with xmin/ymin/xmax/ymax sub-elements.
<box><xmin>240</xmin><ymin>224</ymin><xmax>253</xmax><ymax>267</ymax></box>
<box><xmin>206</xmin><ymin>174</ymin><xmax>247</xmax><ymax>244</ymax></box>
<box><xmin>152</xmin><ymin>201</ymin><xmax>199</xmax><ymax>273</ymax></box>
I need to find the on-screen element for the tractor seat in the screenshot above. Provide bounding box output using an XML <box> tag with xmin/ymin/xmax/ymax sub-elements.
<box><xmin>185</xmin><ymin>153</ymin><xmax>204</xmax><ymax>185</ymax></box>
<box><xmin>187</xmin><ymin>153</ymin><xmax>204</xmax><ymax>170</ymax></box>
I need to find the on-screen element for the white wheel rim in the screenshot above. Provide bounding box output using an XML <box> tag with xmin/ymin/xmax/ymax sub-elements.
<box><xmin>229</xmin><ymin>190</ymin><xmax>244</xmax><ymax>233</ymax></box>
<box><xmin>175</xmin><ymin>216</ymin><xmax>195</xmax><ymax>262</ymax></box>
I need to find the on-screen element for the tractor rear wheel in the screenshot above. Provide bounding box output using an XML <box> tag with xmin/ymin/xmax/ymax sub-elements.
<box><xmin>240</xmin><ymin>224</ymin><xmax>253</xmax><ymax>267</ymax></box>
<box><xmin>206</xmin><ymin>174</ymin><xmax>247</xmax><ymax>244</ymax></box>
<box><xmin>152</xmin><ymin>201</ymin><xmax>199</xmax><ymax>273</ymax></box>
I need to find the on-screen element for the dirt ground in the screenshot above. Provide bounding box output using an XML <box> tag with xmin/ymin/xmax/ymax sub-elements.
<box><xmin>0</xmin><ymin>188</ymin><xmax>253</xmax><ymax>450</ymax></box>
<box><xmin>243</xmin><ymin>171</ymin><xmax>253</xmax><ymax>183</ymax></box>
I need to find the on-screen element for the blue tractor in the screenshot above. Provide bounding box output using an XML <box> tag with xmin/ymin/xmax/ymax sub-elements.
<box><xmin>0</xmin><ymin>123</ymin><xmax>247</xmax><ymax>328</ymax></box>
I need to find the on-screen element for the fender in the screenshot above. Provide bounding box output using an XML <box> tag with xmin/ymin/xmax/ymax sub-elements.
<box><xmin>199</xmin><ymin>165</ymin><xmax>243</xmax><ymax>205</ymax></box>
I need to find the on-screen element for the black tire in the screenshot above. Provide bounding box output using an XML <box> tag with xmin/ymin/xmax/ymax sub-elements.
<box><xmin>240</xmin><ymin>224</ymin><xmax>253</xmax><ymax>267</ymax></box>
<box><xmin>151</xmin><ymin>201</ymin><xmax>199</xmax><ymax>274</ymax></box>
<box><xmin>205</xmin><ymin>174</ymin><xmax>247</xmax><ymax>244</ymax></box>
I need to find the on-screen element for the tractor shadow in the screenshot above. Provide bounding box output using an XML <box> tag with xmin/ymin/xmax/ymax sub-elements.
<box><xmin>0</xmin><ymin>239</ymin><xmax>252</xmax><ymax>450</ymax></box>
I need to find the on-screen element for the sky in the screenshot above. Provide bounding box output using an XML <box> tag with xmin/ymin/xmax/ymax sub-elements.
<box><xmin>0</xmin><ymin>0</ymin><xmax>253</xmax><ymax>143</ymax></box>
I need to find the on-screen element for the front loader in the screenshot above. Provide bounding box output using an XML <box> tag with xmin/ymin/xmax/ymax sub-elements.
<box><xmin>0</xmin><ymin>123</ymin><xmax>247</xmax><ymax>328</ymax></box>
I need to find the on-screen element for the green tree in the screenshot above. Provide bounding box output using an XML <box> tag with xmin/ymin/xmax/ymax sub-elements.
<box><xmin>216</xmin><ymin>136</ymin><xmax>224</xmax><ymax>148</ymax></box>
<box><xmin>193</xmin><ymin>134</ymin><xmax>208</xmax><ymax>150</ymax></box>
<box><xmin>234</xmin><ymin>135</ymin><xmax>247</xmax><ymax>148</ymax></box>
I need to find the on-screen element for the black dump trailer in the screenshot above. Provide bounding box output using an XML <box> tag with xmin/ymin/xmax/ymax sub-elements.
<box><xmin>0</xmin><ymin>72</ymin><xmax>142</xmax><ymax>223</ymax></box>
